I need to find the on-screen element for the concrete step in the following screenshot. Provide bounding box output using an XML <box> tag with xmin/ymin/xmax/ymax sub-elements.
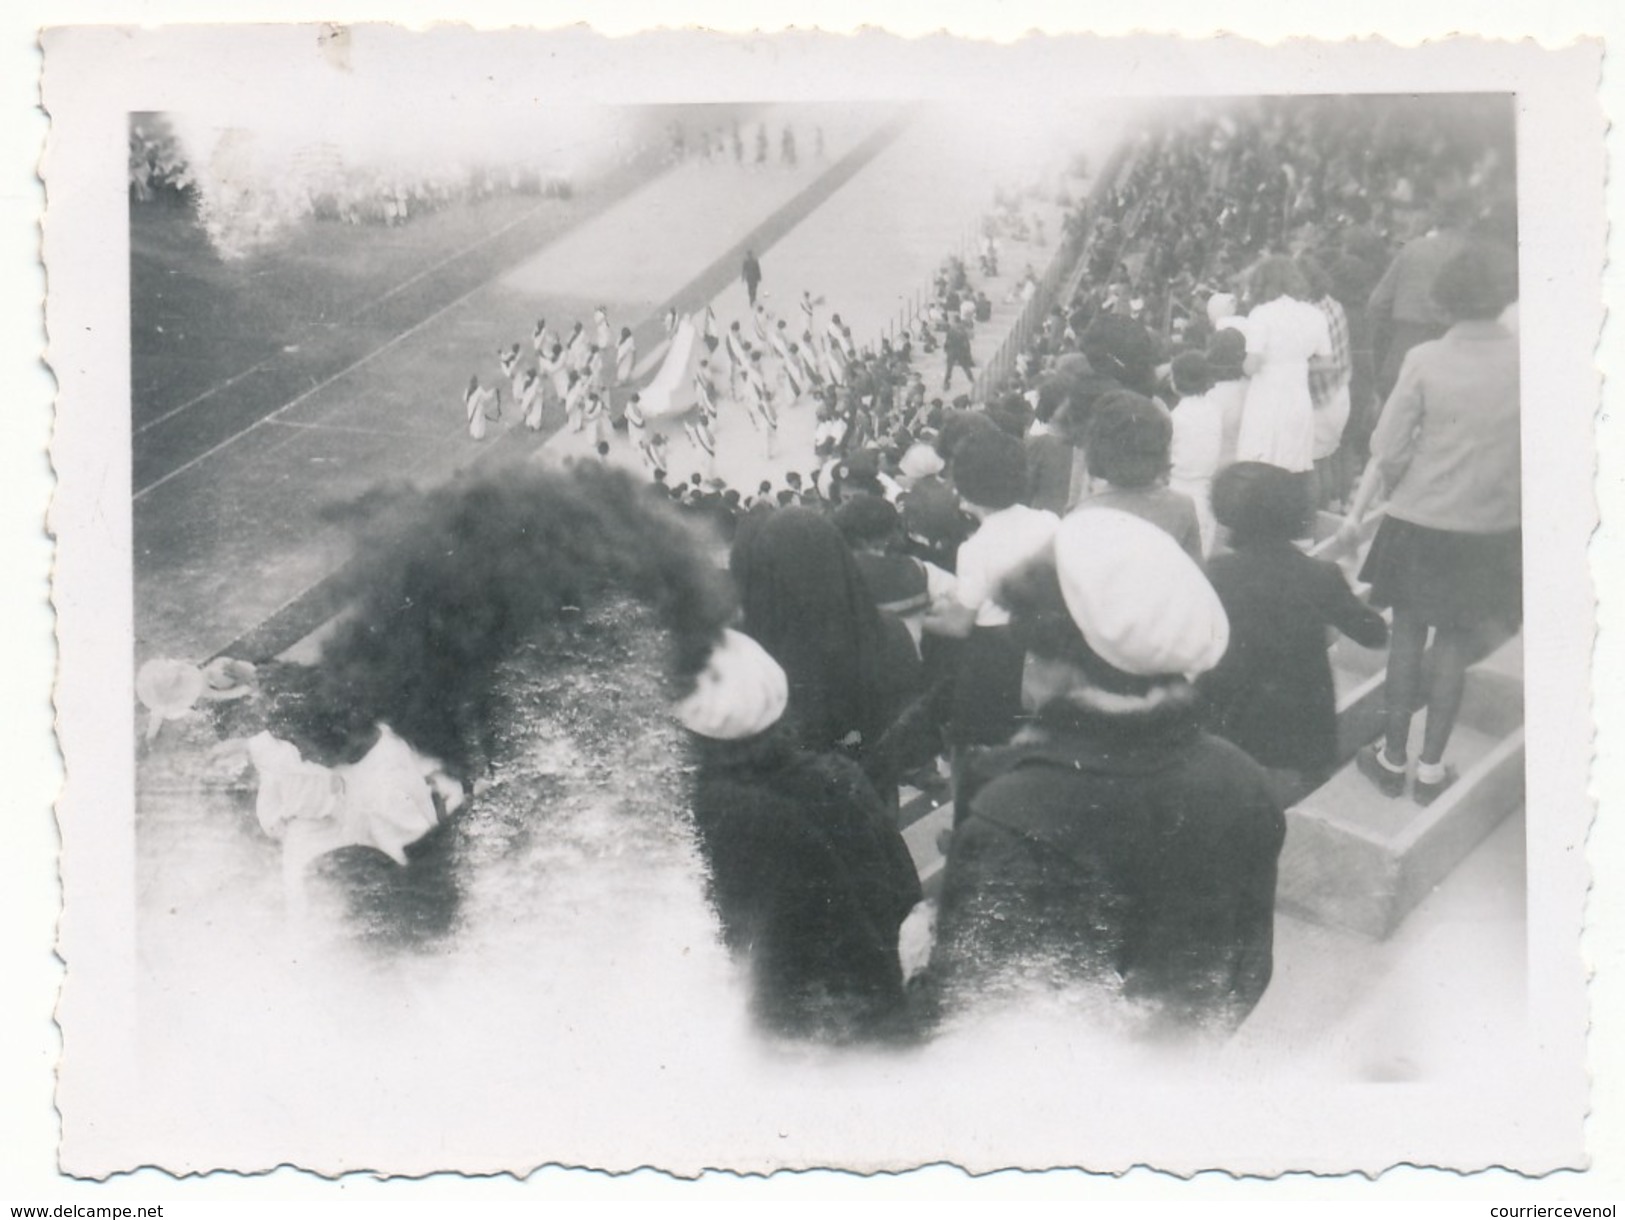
<box><xmin>1277</xmin><ymin>634</ymin><xmax>1525</xmax><ymax>939</ymax></box>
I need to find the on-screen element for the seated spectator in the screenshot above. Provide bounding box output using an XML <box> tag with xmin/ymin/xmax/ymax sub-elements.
<box><xmin>1073</xmin><ymin>391</ymin><xmax>1203</xmax><ymax>565</ymax></box>
<box><xmin>930</xmin><ymin>509</ymin><xmax>1284</xmax><ymax>1036</ymax></box>
<box><xmin>833</xmin><ymin>494</ymin><xmax>957</xmax><ymax>655</ymax></box>
<box><xmin>681</xmin><ymin>629</ymin><xmax>923</xmax><ymax>1042</ymax></box>
<box><xmin>1200</xmin><ymin>463</ymin><xmax>1389</xmax><ymax>804</ymax></box>
<box><xmin>732</xmin><ymin>508</ymin><xmax>916</xmax><ymax>805</ymax></box>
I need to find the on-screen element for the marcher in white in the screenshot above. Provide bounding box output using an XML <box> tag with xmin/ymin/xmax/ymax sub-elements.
<box><xmin>616</xmin><ymin>327</ymin><xmax>636</xmax><ymax>386</ymax></box>
<box><xmin>624</xmin><ymin>391</ymin><xmax>648</xmax><ymax>447</ymax></box>
<box><xmin>544</xmin><ymin>342</ymin><xmax>571</xmax><ymax>407</ymax></box>
<box><xmin>465</xmin><ymin>376</ymin><xmax>499</xmax><ymax>441</ymax></box>
<box><xmin>564</xmin><ymin>373</ymin><xmax>589</xmax><ymax>433</ymax></box>
<box><xmin>497</xmin><ymin>343</ymin><xmax>521</xmax><ymax>385</ymax></box>
<box><xmin>566</xmin><ymin>321</ymin><xmax>589</xmax><ymax>371</ymax></box>
<box><xmin>693</xmin><ymin>361</ymin><xmax>720</xmax><ymax>424</ymax></box>
<box><xmin>684</xmin><ymin>415</ymin><xmax>717</xmax><ymax>470</ymax></box>
<box><xmin>593</xmin><ymin>305</ymin><xmax>612</xmax><ymax>351</ymax></box>
<box><xmin>583</xmin><ymin>389</ymin><xmax>612</xmax><ymax>449</ymax></box>
<box><xmin>518</xmin><ymin>369</ymin><xmax>543</xmax><ymax>431</ymax></box>
<box><xmin>725</xmin><ymin>322</ymin><xmax>750</xmax><ymax>399</ymax></box>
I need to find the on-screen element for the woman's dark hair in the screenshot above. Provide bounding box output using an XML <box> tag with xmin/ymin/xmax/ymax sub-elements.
<box><xmin>1211</xmin><ymin>461</ymin><xmax>1313</xmax><ymax>543</ymax></box>
<box><xmin>951</xmin><ymin>427</ymin><xmax>1028</xmax><ymax>510</ymax></box>
<box><xmin>1084</xmin><ymin>391</ymin><xmax>1171</xmax><ymax>489</ymax></box>
<box><xmin>1250</xmin><ymin>255</ymin><xmax>1310</xmax><ymax>305</ymax></box>
<box><xmin>832</xmin><ymin>493</ymin><xmax>901</xmax><ymax>548</ymax></box>
<box><xmin>729</xmin><ymin>507</ymin><xmax>890</xmax><ymax>758</ymax></box>
<box><xmin>1051</xmin><ymin>370</ymin><xmax>1123</xmax><ymax>445</ymax></box>
<box><xmin>1432</xmin><ymin>241</ymin><xmax>1518</xmax><ymax>321</ymax></box>
<box><xmin>1297</xmin><ymin>255</ymin><xmax>1332</xmax><ymax>302</ymax></box>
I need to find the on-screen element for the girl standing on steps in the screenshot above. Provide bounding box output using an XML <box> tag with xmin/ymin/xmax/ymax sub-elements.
<box><xmin>1339</xmin><ymin>243</ymin><xmax>1521</xmax><ymax>807</ymax></box>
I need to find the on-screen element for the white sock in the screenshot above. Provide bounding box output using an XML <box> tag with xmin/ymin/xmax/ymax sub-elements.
<box><xmin>1377</xmin><ymin>746</ymin><xmax>1407</xmax><ymax>773</ymax></box>
<box><xmin>1417</xmin><ymin>759</ymin><xmax>1449</xmax><ymax>784</ymax></box>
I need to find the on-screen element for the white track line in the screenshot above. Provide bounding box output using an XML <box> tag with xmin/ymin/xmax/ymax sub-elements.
<box><xmin>133</xmin><ymin>272</ymin><xmax>499</xmax><ymax>503</ymax></box>
<box><xmin>266</xmin><ymin>419</ymin><xmax>455</xmax><ymax>440</ymax></box>
<box><xmin>134</xmin><ymin>199</ymin><xmax>553</xmax><ymax>437</ymax></box>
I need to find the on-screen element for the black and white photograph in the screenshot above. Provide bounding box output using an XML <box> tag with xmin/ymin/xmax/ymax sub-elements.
<box><xmin>25</xmin><ymin>16</ymin><xmax>1615</xmax><ymax>1194</ymax></box>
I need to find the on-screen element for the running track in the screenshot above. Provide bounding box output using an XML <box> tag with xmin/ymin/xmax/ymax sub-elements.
<box><xmin>133</xmin><ymin>105</ymin><xmax>910</xmax><ymax>662</ymax></box>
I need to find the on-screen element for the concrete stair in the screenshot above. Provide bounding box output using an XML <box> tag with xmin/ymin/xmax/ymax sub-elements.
<box><xmin>1275</xmin><ymin>514</ymin><xmax>1526</xmax><ymax>938</ymax></box>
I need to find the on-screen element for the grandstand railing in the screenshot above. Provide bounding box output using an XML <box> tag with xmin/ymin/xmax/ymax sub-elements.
<box><xmin>969</xmin><ymin>138</ymin><xmax>1144</xmax><ymax>403</ymax></box>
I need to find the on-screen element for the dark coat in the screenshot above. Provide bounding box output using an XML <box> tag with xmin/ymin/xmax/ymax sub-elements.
<box><xmin>690</xmin><ymin>730</ymin><xmax>923</xmax><ymax>1039</ymax></box>
<box><xmin>933</xmin><ymin>693</ymin><xmax>1286</xmax><ymax>1033</ymax></box>
<box><xmin>1200</xmin><ymin>541</ymin><xmax>1388</xmax><ymax>776</ymax></box>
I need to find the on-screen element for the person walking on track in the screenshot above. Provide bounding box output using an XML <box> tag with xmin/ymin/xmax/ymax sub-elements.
<box><xmin>742</xmin><ymin>249</ymin><xmax>763</xmax><ymax>307</ymax></box>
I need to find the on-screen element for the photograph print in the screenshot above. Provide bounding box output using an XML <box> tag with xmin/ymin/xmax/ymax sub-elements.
<box><xmin>45</xmin><ymin>26</ymin><xmax>1601</xmax><ymax>1178</ymax></box>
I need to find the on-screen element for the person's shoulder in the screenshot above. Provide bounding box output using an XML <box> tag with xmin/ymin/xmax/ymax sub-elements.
<box><xmin>1186</xmin><ymin>730</ymin><xmax>1281</xmax><ymax>804</ymax></box>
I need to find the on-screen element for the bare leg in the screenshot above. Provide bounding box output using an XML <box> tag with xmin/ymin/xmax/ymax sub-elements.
<box><xmin>1384</xmin><ymin>610</ymin><xmax>1430</xmax><ymax>763</ymax></box>
<box><xmin>1420</xmin><ymin>626</ymin><xmax>1473</xmax><ymax>766</ymax></box>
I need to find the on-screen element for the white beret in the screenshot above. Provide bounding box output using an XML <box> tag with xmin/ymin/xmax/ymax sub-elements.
<box><xmin>675</xmin><ymin>629</ymin><xmax>789</xmax><ymax>741</ymax></box>
<box><xmin>1054</xmin><ymin>508</ymin><xmax>1229</xmax><ymax>679</ymax></box>
<box><xmin>135</xmin><ymin>657</ymin><xmax>206</xmax><ymax>720</ymax></box>
<box><xmin>898</xmin><ymin>443</ymin><xmax>946</xmax><ymax>480</ymax></box>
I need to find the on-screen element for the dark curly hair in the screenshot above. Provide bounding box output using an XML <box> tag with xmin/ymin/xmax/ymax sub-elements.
<box><xmin>1084</xmin><ymin>391</ymin><xmax>1172</xmax><ymax>489</ymax></box>
<box><xmin>275</xmin><ymin>462</ymin><xmax>735</xmax><ymax>776</ymax></box>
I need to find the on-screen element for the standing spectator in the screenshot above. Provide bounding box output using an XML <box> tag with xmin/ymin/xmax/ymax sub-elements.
<box><xmin>1234</xmin><ymin>256</ymin><xmax>1331</xmax><ymax>491</ymax></box>
<box><xmin>1301</xmin><ymin>256</ymin><xmax>1354</xmax><ymax>508</ymax></box>
<box><xmin>1082</xmin><ymin>313</ymin><xmax>1161</xmax><ymax>398</ymax></box>
<box><xmin>1024</xmin><ymin>378</ymin><xmax>1078</xmax><ymax>515</ymax></box>
<box><xmin>1074</xmin><ymin>391</ymin><xmax>1203</xmax><ymax>565</ymax></box>
<box><xmin>896</xmin><ymin>441</ymin><xmax>971</xmax><ymax>574</ymax></box>
<box><xmin>924</xmin><ymin>430</ymin><xmax>1059</xmax><ymax>758</ymax></box>
<box><xmin>741</xmin><ymin>248</ymin><xmax>763</xmax><ymax>307</ymax></box>
<box><xmin>1201</xmin><ymin>462</ymin><xmax>1389</xmax><ymax>804</ymax></box>
<box><xmin>1366</xmin><ymin>191</ymin><xmax>1474</xmax><ymax>399</ymax></box>
<box><xmin>1167</xmin><ymin>351</ymin><xmax>1224</xmax><ymax>557</ymax></box>
<box><xmin>931</xmin><ymin>509</ymin><xmax>1283</xmax><ymax>1036</ymax></box>
<box><xmin>1342</xmin><ymin>243</ymin><xmax>1521</xmax><ymax>805</ymax></box>
<box><xmin>943</xmin><ymin>320</ymin><xmax>976</xmax><ymax>391</ymax></box>
<box><xmin>1205</xmin><ymin>328</ymin><xmax>1250</xmax><ymax>470</ymax></box>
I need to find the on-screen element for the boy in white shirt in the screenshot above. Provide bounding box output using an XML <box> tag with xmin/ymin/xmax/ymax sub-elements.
<box><xmin>923</xmin><ymin>428</ymin><xmax>1059</xmax><ymax>758</ymax></box>
<box><xmin>1168</xmin><ymin>351</ymin><xmax>1224</xmax><ymax>557</ymax></box>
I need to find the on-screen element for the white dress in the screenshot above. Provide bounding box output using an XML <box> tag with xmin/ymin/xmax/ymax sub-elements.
<box><xmin>1234</xmin><ymin>296</ymin><xmax>1330</xmax><ymax>474</ymax></box>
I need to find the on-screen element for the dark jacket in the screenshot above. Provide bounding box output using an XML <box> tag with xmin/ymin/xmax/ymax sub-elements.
<box><xmin>933</xmin><ymin>692</ymin><xmax>1286</xmax><ymax>1033</ymax></box>
<box><xmin>1200</xmin><ymin>541</ymin><xmax>1388</xmax><ymax>776</ymax></box>
<box><xmin>690</xmin><ymin>729</ymin><xmax>923</xmax><ymax>1040</ymax></box>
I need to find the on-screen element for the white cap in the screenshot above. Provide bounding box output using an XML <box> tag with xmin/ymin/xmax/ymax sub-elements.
<box><xmin>898</xmin><ymin>443</ymin><xmax>945</xmax><ymax>480</ymax></box>
<box><xmin>675</xmin><ymin>629</ymin><xmax>789</xmax><ymax>741</ymax></box>
<box><xmin>135</xmin><ymin>658</ymin><xmax>206</xmax><ymax>721</ymax></box>
<box><xmin>1054</xmin><ymin>509</ymin><xmax>1229</xmax><ymax>679</ymax></box>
